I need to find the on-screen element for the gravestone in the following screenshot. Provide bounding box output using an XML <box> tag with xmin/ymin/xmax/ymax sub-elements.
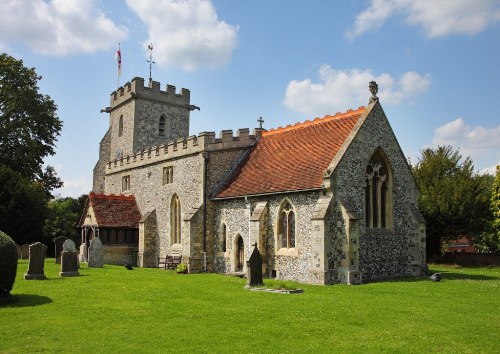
<box><xmin>60</xmin><ymin>251</ymin><xmax>80</xmax><ymax>277</ymax></box>
<box><xmin>20</xmin><ymin>244</ymin><xmax>30</xmax><ymax>259</ymax></box>
<box><xmin>245</xmin><ymin>243</ymin><xmax>263</xmax><ymax>287</ymax></box>
<box><xmin>24</xmin><ymin>242</ymin><xmax>47</xmax><ymax>280</ymax></box>
<box><xmin>63</xmin><ymin>239</ymin><xmax>77</xmax><ymax>252</ymax></box>
<box><xmin>88</xmin><ymin>237</ymin><xmax>104</xmax><ymax>268</ymax></box>
<box><xmin>53</xmin><ymin>236</ymin><xmax>68</xmax><ymax>264</ymax></box>
<box><xmin>16</xmin><ymin>244</ymin><xmax>21</xmax><ymax>259</ymax></box>
<box><xmin>79</xmin><ymin>243</ymin><xmax>87</xmax><ymax>262</ymax></box>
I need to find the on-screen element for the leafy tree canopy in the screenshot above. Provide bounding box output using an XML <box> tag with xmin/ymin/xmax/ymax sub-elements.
<box><xmin>412</xmin><ymin>146</ymin><xmax>493</xmax><ymax>259</ymax></box>
<box><xmin>44</xmin><ymin>195</ymin><xmax>87</xmax><ymax>247</ymax></box>
<box><xmin>492</xmin><ymin>165</ymin><xmax>500</xmax><ymax>243</ymax></box>
<box><xmin>0</xmin><ymin>53</ymin><xmax>63</xmax><ymax>195</ymax></box>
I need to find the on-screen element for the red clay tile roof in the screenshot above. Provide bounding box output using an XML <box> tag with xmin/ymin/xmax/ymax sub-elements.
<box><xmin>214</xmin><ymin>107</ymin><xmax>365</xmax><ymax>199</ymax></box>
<box><xmin>86</xmin><ymin>192</ymin><xmax>141</xmax><ymax>228</ymax></box>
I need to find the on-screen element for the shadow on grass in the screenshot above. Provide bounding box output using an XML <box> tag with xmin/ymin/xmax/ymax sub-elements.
<box><xmin>2</xmin><ymin>294</ymin><xmax>53</xmax><ymax>308</ymax></box>
<box><xmin>368</xmin><ymin>270</ymin><xmax>499</xmax><ymax>284</ymax></box>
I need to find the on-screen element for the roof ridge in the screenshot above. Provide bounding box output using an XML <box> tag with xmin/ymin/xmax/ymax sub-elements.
<box><xmin>264</xmin><ymin>106</ymin><xmax>365</xmax><ymax>136</ymax></box>
<box><xmin>89</xmin><ymin>192</ymin><xmax>136</xmax><ymax>201</ymax></box>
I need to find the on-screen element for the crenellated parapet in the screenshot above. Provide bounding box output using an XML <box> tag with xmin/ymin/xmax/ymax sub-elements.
<box><xmin>106</xmin><ymin>128</ymin><xmax>261</xmax><ymax>174</ymax></box>
<box><xmin>109</xmin><ymin>77</ymin><xmax>191</xmax><ymax>111</ymax></box>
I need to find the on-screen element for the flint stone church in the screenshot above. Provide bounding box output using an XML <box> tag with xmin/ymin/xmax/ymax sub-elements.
<box><xmin>79</xmin><ymin>76</ymin><xmax>426</xmax><ymax>285</ymax></box>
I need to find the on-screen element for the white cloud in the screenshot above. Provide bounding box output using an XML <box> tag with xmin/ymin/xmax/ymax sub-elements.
<box><xmin>126</xmin><ymin>0</ymin><xmax>238</xmax><ymax>71</ymax></box>
<box><xmin>431</xmin><ymin>118</ymin><xmax>500</xmax><ymax>173</ymax></box>
<box><xmin>347</xmin><ymin>0</ymin><xmax>500</xmax><ymax>39</ymax></box>
<box><xmin>53</xmin><ymin>176</ymin><xmax>92</xmax><ymax>199</ymax></box>
<box><xmin>0</xmin><ymin>0</ymin><xmax>128</xmax><ymax>55</ymax></box>
<box><xmin>283</xmin><ymin>65</ymin><xmax>430</xmax><ymax>116</ymax></box>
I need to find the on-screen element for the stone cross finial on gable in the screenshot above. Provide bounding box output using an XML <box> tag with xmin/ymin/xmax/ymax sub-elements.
<box><xmin>369</xmin><ymin>81</ymin><xmax>379</xmax><ymax>104</ymax></box>
<box><xmin>257</xmin><ymin>116</ymin><xmax>264</xmax><ymax>129</ymax></box>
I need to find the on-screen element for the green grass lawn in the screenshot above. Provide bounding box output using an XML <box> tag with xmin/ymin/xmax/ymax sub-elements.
<box><xmin>1</xmin><ymin>260</ymin><xmax>499</xmax><ymax>353</ymax></box>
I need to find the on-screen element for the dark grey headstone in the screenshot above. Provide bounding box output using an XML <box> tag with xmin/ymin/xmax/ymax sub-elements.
<box><xmin>88</xmin><ymin>237</ymin><xmax>104</xmax><ymax>268</ymax></box>
<box><xmin>60</xmin><ymin>251</ymin><xmax>80</xmax><ymax>277</ymax></box>
<box><xmin>16</xmin><ymin>244</ymin><xmax>21</xmax><ymax>259</ymax></box>
<box><xmin>24</xmin><ymin>242</ymin><xmax>47</xmax><ymax>280</ymax></box>
<box><xmin>430</xmin><ymin>273</ymin><xmax>442</xmax><ymax>282</ymax></box>
<box><xmin>53</xmin><ymin>236</ymin><xmax>68</xmax><ymax>264</ymax></box>
<box><xmin>246</xmin><ymin>243</ymin><xmax>263</xmax><ymax>287</ymax></box>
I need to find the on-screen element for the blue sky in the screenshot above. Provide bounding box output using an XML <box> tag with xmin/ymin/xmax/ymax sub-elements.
<box><xmin>1</xmin><ymin>0</ymin><xmax>499</xmax><ymax>198</ymax></box>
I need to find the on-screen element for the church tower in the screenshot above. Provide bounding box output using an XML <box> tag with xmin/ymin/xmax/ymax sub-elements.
<box><xmin>93</xmin><ymin>77</ymin><xmax>198</xmax><ymax>193</ymax></box>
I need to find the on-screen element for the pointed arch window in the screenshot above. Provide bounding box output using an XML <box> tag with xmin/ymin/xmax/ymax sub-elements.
<box><xmin>365</xmin><ymin>149</ymin><xmax>392</xmax><ymax>229</ymax></box>
<box><xmin>278</xmin><ymin>201</ymin><xmax>295</xmax><ymax>249</ymax></box>
<box><xmin>159</xmin><ymin>115</ymin><xmax>166</xmax><ymax>136</ymax></box>
<box><xmin>221</xmin><ymin>223</ymin><xmax>227</xmax><ymax>253</ymax></box>
<box><xmin>170</xmin><ymin>194</ymin><xmax>181</xmax><ymax>244</ymax></box>
<box><xmin>118</xmin><ymin>115</ymin><xmax>124</xmax><ymax>137</ymax></box>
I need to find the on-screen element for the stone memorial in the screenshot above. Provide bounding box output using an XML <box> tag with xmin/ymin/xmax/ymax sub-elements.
<box><xmin>63</xmin><ymin>239</ymin><xmax>77</xmax><ymax>252</ymax></box>
<box><xmin>24</xmin><ymin>242</ymin><xmax>47</xmax><ymax>280</ymax></box>
<box><xmin>20</xmin><ymin>244</ymin><xmax>30</xmax><ymax>259</ymax></box>
<box><xmin>53</xmin><ymin>236</ymin><xmax>68</xmax><ymax>264</ymax></box>
<box><xmin>60</xmin><ymin>250</ymin><xmax>80</xmax><ymax>277</ymax></box>
<box><xmin>245</xmin><ymin>243</ymin><xmax>263</xmax><ymax>287</ymax></box>
<box><xmin>79</xmin><ymin>243</ymin><xmax>87</xmax><ymax>262</ymax></box>
<box><xmin>16</xmin><ymin>244</ymin><xmax>21</xmax><ymax>259</ymax></box>
<box><xmin>88</xmin><ymin>237</ymin><xmax>104</xmax><ymax>268</ymax></box>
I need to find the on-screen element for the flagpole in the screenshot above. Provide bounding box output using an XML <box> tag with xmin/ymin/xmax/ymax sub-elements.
<box><xmin>117</xmin><ymin>43</ymin><xmax>121</xmax><ymax>88</ymax></box>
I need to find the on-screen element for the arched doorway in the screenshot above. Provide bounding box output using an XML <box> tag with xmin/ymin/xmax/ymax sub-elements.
<box><xmin>235</xmin><ymin>235</ymin><xmax>244</xmax><ymax>272</ymax></box>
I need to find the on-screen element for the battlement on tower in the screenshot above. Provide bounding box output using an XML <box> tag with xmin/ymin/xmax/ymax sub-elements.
<box><xmin>105</xmin><ymin>128</ymin><xmax>262</xmax><ymax>174</ymax></box>
<box><xmin>110</xmin><ymin>77</ymin><xmax>191</xmax><ymax>109</ymax></box>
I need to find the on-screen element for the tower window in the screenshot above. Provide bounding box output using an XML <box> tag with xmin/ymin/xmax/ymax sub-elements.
<box><xmin>122</xmin><ymin>175</ymin><xmax>130</xmax><ymax>192</ymax></box>
<box><xmin>118</xmin><ymin>115</ymin><xmax>124</xmax><ymax>137</ymax></box>
<box><xmin>159</xmin><ymin>115</ymin><xmax>166</xmax><ymax>136</ymax></box>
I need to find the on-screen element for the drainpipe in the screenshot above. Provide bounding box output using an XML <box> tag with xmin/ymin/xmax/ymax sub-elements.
<box><xmin>202</xmin><ymin>152</ymin><xmax>208</xmax><ymax>272</ymax></box>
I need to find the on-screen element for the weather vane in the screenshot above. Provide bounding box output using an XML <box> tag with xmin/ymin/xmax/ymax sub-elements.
<box><xmin>146</xmin><ymin>42</ymin><xmax>155</xmax><ymax>86</ymax></box>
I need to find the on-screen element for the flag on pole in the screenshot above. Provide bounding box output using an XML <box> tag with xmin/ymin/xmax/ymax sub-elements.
<box><xmin>115</xmin><ymin>44</ymin><xmax>122</xmax><ymax>75</ymax></box>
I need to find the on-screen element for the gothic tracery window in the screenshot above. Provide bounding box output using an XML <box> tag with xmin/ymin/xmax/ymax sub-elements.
<box><xmin>170</xmin><ymin>194</ymin><xmax>181</xmax><ymax>244</ymax></box>
<box><xmin>279</xmin><ymin>201</ymin><xmax>295</xmax><ymax>249</ymax></box>
<box><xmin>365</xmin><ymin>150</ymin><xmax>392</xmax><ymax>229</ymax></box>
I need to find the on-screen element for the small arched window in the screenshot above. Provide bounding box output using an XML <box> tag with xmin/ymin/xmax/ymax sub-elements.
<box><xmin>170</xmin><ymin>194</ymin><xmax>181</xmax><ymax>244</ymax></box>
<box><xmin>118</xmin><ymin>115</ymin><xmax>124</xmax><ymax>137</ymax></box>
<box><xmin>279</xmin><ymin>200</ymin><xmax>295</xmax><ymax>249</ymax></box>
<box><xmin>159</xmin><ymin>115</ymin><xmax>166</xmax><ymax>136</ymax></box>
<box><xmin>365</xmin><ymin>149</ymin><xmax>392</xmax><ymax>229</ymax></box>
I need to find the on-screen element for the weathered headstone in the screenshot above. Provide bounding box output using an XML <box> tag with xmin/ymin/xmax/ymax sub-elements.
<box><xmin>245</xmin><ymin>243</ymin><xmax>263</xmax><ymax>287</ymax></box>
<box><xmin>79</xmin><ymin>243</ymin><xmax>87</xmax><ymax>262</ymax></box>
<box><xmin>24</xmin><ymin>242</ymin><xmax>47</xmax><ymax>280</ymax></box>
<box><xmin>60</xmin><ymin>251</ymin><xmax>80</xmax><ymax>277</ymax></box>
<box><xmin>88</xmin><ymin>237</ymin><xmax>104</xmax><ymax>268</ymax></box>
<box><xmin>16</xmin><ymin>244</ymin><xmax>21</xmax><ymax>259</ymax></box>
<box><xmin>63</xmin><ymin>239</ymin><xmax>77</xmax><ymax>252</ymax></box>
<box><xmin>20</xmin><ymin>244</ymin><xmax>30</xmax><ymax>259</ymax></box>
<box><xmin>430</xmin><ymin>273</ymin><xmax>442</xmax><ymax>282</ymax></box>
<box><xmin>53</xmin><ymin>236</ymin><xmax>68</xmax><ymax>264</ymax></box>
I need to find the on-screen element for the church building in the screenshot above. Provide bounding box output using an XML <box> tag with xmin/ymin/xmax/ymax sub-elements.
<box><xmin>80</xmin><ymin>76</ymin><xmax>426</xmax><ymax>285</ymax></box>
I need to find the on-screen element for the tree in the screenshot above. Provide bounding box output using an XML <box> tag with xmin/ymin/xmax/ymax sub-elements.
<box><xmin>0</xmin><ymin>53</ymin><xmax>63</xmax><ymax>196</ymax></box>
<box><xmin>44</xmin><ymin>195</ymin><xmax>87</xmax><ymax>248</ymax></box>
<box><xmin>492</xmin><ymin>165</ymin><xmax>500</xmax><ymax>246</ymax></box>
<box><xmin>0</xmin><ymin>164</ymin><xmax>49</xmax><ymax>245</ymax></box>
<box><xmin>412</xmin><ymin>146</ymin><xmax>492</xmax><ymax>259</ymax></box>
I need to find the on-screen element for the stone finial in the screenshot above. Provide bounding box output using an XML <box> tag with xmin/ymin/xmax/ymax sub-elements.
<box><xmin>369</xmin><ymin>81</ymin><xmax>379</xmax><ymax>104</ymax></box>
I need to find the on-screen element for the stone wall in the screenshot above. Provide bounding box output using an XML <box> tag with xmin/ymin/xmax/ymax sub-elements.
<box><xmin>93</xmin><ymin>128</ymin><xmax>111</xmax><ymax>193</ymax></box>
<box><xmin>331</xmin><ymin>102</ymin><xmax>424</xmax><ymax>281</ymax></box>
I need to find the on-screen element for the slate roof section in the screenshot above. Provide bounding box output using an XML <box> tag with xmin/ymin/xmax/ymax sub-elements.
<box><xmin>85</xmin><ymin>192</ymin><xmax>142</xmax><ymax>228</ymax></box>
<box><xmin>214</xmin><ymin>107</ymin><xmax>365</xmax><ymax>199</ymax></box>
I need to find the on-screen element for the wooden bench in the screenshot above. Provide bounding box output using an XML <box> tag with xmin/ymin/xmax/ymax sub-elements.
<box><xmin>158</xmin><ymin>255</ymin><xmax>182</xmax><ymax>270</ymax></box>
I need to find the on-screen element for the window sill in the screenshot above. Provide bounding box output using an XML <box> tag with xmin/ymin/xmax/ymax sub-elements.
<box><xmin>276</xmin><ymin>248</ymin><xmax>298</xmax><ymax>257</ymax></box>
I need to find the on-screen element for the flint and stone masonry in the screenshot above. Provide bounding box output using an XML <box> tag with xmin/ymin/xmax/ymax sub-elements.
<box><xmin>82</xmin><ymin>77</ymin><xmax>426</xmax><ymax>284</ymax></box>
